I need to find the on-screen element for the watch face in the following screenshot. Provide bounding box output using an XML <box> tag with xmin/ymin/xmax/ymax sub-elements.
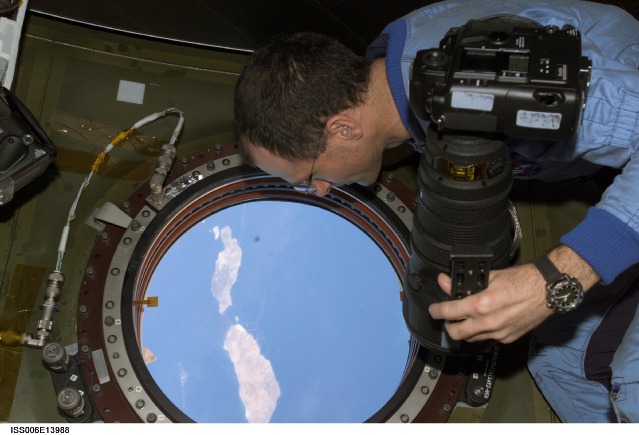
<box><xmin>548</xmin><ymin>278</ymin><xmax>584</xmax><ymax>312</ymax></box>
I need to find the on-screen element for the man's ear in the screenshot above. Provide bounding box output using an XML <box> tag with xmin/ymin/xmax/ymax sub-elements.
<box><xmin>325</xmin><ymin>113</ymin><xmax>363</xmax><ymax>141</ymax></box>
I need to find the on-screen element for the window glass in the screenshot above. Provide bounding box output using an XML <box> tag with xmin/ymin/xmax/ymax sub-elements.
<box><xmin>142</xmin><ymin>200</ymin><xmax>409</xmax><ymax>422</ymax></box>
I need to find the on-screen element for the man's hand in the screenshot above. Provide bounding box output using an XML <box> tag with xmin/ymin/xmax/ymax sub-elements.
<box><xmin>428</xmin><ymin>245</ymin><xmax>600</xmax><ymax>344</ymax></box>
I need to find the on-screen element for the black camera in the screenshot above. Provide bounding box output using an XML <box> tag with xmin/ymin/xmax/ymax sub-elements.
<box><xmin>403</xmin><ymin>16</ymin><xmax>591</xmax><ymax>355</ymax></box>
<box><xmin>0</xmin><ymin>87</ymin><xmax>55</xmax><ymax>205</ymax></box>
<box><xmin>410</xmin><ymin>15</ymin><xmax>591</xmax><ymax>140</ymax></box>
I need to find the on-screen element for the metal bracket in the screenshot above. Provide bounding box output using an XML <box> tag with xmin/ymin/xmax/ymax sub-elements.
<box><xmin>86</xmin><ymin>202</ymin><xmax>133</xmax><ymax>232</ymax></box>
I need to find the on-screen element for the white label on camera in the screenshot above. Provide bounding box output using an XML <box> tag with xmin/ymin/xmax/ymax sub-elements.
<box><xmin>451</xmin><ymin>91</ymin><xmax>494</xmax><ymax>111</ymax></box>
<box><xmin>516</xmin><ymin>110</ymin><xmax>562</xmax><ymax>130</ymax></box>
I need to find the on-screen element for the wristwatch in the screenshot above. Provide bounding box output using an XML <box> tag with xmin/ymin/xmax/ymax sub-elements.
<box><xmin>533</xmin><ymin>255</ymin><xmax>584</xmax><ymax>313</ymax></box>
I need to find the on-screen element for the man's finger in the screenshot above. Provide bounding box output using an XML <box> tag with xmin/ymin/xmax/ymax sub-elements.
<box><xmin>428</xmin><ymin>299</ymin><xmax>469</xmax><ymax>321</ymax></box>
<box><xmin>437</xmin><ymin>273</ymin><xmax>452</xmax><ymax>296</ymax></box>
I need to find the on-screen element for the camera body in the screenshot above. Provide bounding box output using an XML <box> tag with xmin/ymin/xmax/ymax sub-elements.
<box><xmin>410</xmin><ymin>15</ymin><xmax>591</xmax><ymax>141</ymax></box>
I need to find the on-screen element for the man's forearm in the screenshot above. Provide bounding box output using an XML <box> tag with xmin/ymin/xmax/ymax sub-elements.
<box><xmin>545</xmin><ymin>244</ymin><xmax>601</xmax><ymax>293</ymax></box>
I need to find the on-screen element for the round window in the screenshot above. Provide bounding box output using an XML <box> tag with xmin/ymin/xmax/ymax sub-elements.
<box><xmin>141</xmin><ymin>200</ymin><xmax>409</xmax><ymax>423</ymax></box>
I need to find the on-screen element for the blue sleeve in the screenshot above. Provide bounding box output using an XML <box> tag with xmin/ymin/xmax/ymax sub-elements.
<box><xmin>561</xmin><ymin>209</ymin><xmax>639</xmax><ymax>285</ymax></box>
<box><xmin>560</xmin><ymin>5</ymin><xmax>639</xmax><ymax>284</ymax></box>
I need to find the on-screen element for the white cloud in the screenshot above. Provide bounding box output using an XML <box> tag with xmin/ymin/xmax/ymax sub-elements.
<box><xmin>224</xmin><ymin>324</ymin><xmax>281</xmax><ymax>423</ymax></box>
<box><xmin>211</xmin><ymin>225</ymin><xmax>220</xmax><ymax>240</ymax></box>
<box><xmin>177</xmin><ymin>361</ymin><xmax>188</xmax><ymax>408</ymax></box>
<box><xmin>210</xmin><ymin>226</ymin><xmax>242</xmax><ymax>314</ymax></box>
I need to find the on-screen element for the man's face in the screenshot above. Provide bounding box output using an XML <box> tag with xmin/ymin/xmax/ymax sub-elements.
<box><xmin>246</xmin><ymin>136</ymin><xmax>384</xmax><ymax>196</ymax></box>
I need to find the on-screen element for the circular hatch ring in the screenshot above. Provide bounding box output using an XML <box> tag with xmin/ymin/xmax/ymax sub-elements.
<box><xmin>75</xmin><ymin>142</ymin><xmax>470</xmax><ymax>423</ymax></box>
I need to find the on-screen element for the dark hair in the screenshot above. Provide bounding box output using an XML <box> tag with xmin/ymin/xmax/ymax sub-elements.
<box><xmin>234</xmin><ymin>32</ymin><xmax>372</xmax><ymax>161</ymax></box>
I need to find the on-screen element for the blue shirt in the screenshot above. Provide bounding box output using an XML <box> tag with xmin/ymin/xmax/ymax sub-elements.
<box><xmin>366</xmin><ymin>0</ymin><xmax>639</xmax><ymax>284</ymax></box>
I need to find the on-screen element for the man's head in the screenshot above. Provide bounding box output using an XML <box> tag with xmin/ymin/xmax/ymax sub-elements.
<box><xmin>234</xmin><ymin>32</ymin><xmax>372</xmax><ymax>162</ymax></box>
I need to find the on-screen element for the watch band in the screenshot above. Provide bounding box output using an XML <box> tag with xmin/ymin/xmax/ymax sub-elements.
<box><xmin>533</xmin><ymin>255</ymin><xmax>564</xmax><ymax>284</ymax></box>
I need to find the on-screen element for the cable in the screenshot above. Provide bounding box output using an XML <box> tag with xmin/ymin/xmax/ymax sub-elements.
<box><xmin>54</xmin><ymin>108</ymin><xmax>185</xmax><ymax>273</ymax></box>
<box><xmin>19</xmin><ymin>108</ymin><xmax>185</xmax><ymax>349</ymax></box>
